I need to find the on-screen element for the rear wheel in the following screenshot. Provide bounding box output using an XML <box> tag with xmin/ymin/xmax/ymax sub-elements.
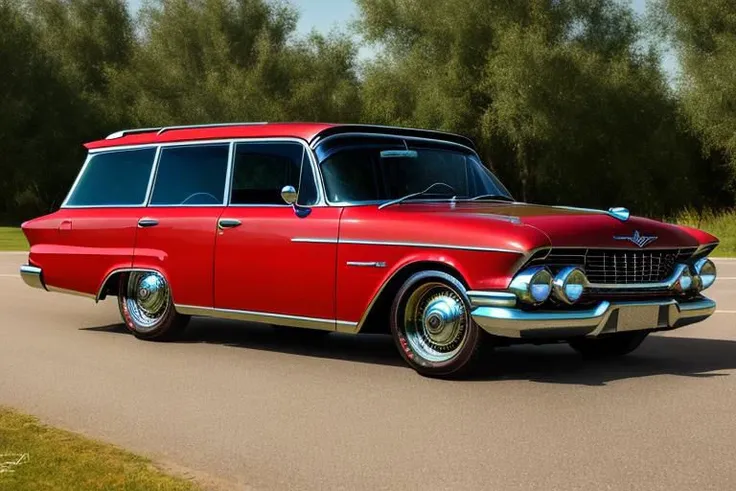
<box><xmin>568</xmin><ymin>331</ymin><xmax>649</xmax><ymax>358</ymax></box>
<box><xmin>390</xmin><ymin>271</ymin><xmax>484</xmax><ymax>378</ymax></box>
<box><xmin>117</xmin><ymin>271</ymin><xmax>189</xmax><ymax>341</ymax></box>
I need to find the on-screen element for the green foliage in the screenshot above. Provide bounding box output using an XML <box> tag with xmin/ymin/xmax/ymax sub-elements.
<box><xmin>652</xmin><ymin>0</ymin><xmax>736</xmax><ymax>171</ymax></box>
<box><xmin>0</xmin><ymin>0</ymin><xmax>734</xmax><ymax>223</ymax></box>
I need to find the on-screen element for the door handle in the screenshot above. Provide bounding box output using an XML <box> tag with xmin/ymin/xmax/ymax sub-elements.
<box><xmin>138</xmin><ymin>218</ymin><xmax>159</xmax><ymax>228</ymax></box>
<box><xmin>218</xmin><ymin>218</ymin><xmax>242</xmax><ymax>230</ymax></box>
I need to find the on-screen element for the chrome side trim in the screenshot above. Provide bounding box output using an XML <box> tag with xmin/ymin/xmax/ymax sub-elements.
<box><xmin>347</xmin><ymin>261</ymin><xmax>387</xmax><ymax>268</ymax></box>
<box><xmin>471</xmin><ymin>297</ymin><xmax>716</xmax><ymax>339</ymax></box>
<box><xmin>95</xmin><ymin>268</ymin><xmax>163</xmax><ymax>302</ymax></box>
<box><xmin>340</xmin><ymin>239</ymin><xmax>521</xmax><ymax>254</ymax></box>
<box><xmin>174</xmin><ymin>305</ymin><xmax>354</xmax><ymax>332</ymax></box>
<box><xmin>19</xmin><ymin>265</ymin><xmax>46</xmax><ymax>291</ymax></box>
<box><xmin>467</xmin><ymin>291</ymin><xmax>517</xmax><ymax>307</ymax></box>
<box><xmin>291</xmin><ymin>237</ymin><xmax>339</xmax><ymax>244</ymax></box>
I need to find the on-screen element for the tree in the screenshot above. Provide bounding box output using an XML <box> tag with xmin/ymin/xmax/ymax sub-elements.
<box><xmin>357</xmin><ymin>0</ymin><xmax>700</xmax><ymax>215</ymax></box>
<box><xmin>652</xmin><ymin>0</ymin><xmax>736</xmax><ymax>195</ymax></box>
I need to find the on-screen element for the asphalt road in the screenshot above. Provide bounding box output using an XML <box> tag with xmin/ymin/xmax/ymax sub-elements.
<box><xmin>1</xmin><ymin>253</ymin><xmax>735</xmax><ymax>491</ymax></box>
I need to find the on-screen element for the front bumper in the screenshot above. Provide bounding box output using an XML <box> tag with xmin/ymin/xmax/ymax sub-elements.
<box><xmin>470</xmin><ymin>296</ymin><xmax>716</xmax><ymax>339</ymax></box>
<box><xmin>20</xmin><ymin>265</ymin><xmax>46</xmax><ymax>291</ymax></box>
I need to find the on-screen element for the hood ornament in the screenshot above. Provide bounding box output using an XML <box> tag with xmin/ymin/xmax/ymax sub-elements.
<box><xmin>608</xmin><ymin>207</ymin><xmax>630</xmax><ymax>222</ymax></box>
<box><xmin>613</xmin><ymin>230</ymin><xmax>658</xmax><ymax>248</ymax></box>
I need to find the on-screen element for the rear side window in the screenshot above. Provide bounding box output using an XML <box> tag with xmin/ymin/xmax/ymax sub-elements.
<box><xmin>150</xmin><ymin>144</ymin><xmax>229</xmax><ymax>206</ymax></box>
<box><xmin>230</xmin><ymin>142</ymin><xmax>318</xmax><ymax>206</ymax></box>
<box><xmin>65</xmin><ymin>148</ymin><xmax>156</xmax><ymax>207</ymax></box>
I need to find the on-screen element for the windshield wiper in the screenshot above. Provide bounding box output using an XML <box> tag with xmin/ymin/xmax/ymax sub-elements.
<box><xmin>378</xmin><ymin>182</ymin><xmax>457</xmax><ymax>210</ymax></box>
<box><xmin>469</xmin><ymin>194</ymin><xmax>515</xmax><ymax>202</ymax></box>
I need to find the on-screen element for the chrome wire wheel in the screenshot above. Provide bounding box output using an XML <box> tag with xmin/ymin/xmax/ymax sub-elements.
<box><xmin>402</xmin><ymin>281</ymin><xmax>469</xmax><ymax>363</ymax></box>
<box><xmin>123</xmin><ymin>271</ymin><xmax>171</xmax><ymax>333</ymax></box>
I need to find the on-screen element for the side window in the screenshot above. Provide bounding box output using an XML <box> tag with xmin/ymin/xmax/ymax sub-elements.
<box><xmin>150</xmin><ymin>144</ymin><xmax>229</xmax><ymax>206</ymax></box>
<box><xmin>230</xmin><ymin>142</ymin><xmax>318</xmax><ymax>206</ymax></box>
<box><xmin>65</xmin><ymin>148</ymin><xmax>156</xmax><ymax>206</ymax></box>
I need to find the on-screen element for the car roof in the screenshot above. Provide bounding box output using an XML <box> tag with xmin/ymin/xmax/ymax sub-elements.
<box><xmin>84</xmin><ymin>122</ymin><xmax>477</xmax><ymax>151</ymax></box>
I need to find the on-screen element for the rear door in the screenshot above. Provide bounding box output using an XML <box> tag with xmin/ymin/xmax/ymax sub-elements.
<box><xmin>132</xmin><ymin>143</ymin><xmax>231</xmax><ymax>309</ymax></box>
<box><xmin>37</xmin><ymin>147</ymin><xmax>157</xmax><ymax>296</ymax></box>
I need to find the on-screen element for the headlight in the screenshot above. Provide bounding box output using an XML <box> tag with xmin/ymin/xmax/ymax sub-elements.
<box><xmin>674</xmin><ymin>266</ymin><xmax>694</xmax><ymax>293</ymax></box>
<box><xmin>552</xmin><ymin>267</ymin><xmax>587</xmax><ymax>304</ymax></box>
<box><xmin>510</xmin><ymin>266</ymin><xmax>553</xmax><ymax>305</ymax></box>
<box><xmin>694</xmin><ymin>258</ymin><xmax>717</xmax><ymax>290</ymax></box>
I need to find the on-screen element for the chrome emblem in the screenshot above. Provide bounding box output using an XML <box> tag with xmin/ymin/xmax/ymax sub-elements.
<box><xmin>613</xmin><ymin>230</ymin><xmax>658</xmax><ymax>248</ymax></box>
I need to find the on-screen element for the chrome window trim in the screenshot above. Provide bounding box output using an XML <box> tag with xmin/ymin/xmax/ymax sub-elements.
<box><xmin>226</xmin><ymin>139</ymin><xmax>325</xmax><ymax>207</ymax></box>
<box><xmin>147</xmin><ymin>142</ymin><xmax>231</xmax><ymax>207</ymax></box>
<box><xmin>76</xmin><ymin>137</ymin><xmax>326</xmax><ymax>209</ymax></box>
<box><xmin>61</xmin><ymin>147</ymin><xmax>158</xmax><ymax>209</ymax></box>
<box><xmin>311</xmin><ymin>132</ymin><xmax>511</xmax><ymax>207</ymax></box>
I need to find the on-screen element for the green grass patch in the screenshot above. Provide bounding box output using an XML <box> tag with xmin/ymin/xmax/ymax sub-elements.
<box><xmin>673</xmin><ymin>209</ymin><xmax>736</xmax><ymax>257</ymax></box>
<box><xmin>0</xmin><ymin>407</ymin><xmax>200</xmax><ymax>491</ymax></box>
<box><xmin>0</xmin><ymin>228</ymin><xmax>28</xmax><ymax>251</ymax></box>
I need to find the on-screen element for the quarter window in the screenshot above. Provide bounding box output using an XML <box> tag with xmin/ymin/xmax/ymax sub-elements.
<box><xmin>229</xmin><ymin>142</ymin><xmax>318</xmax><ymax>206</ymax></box>
<box><xmin>150</xmin><ymin>144</ymin><xmax>229</xmax><ymax>206</ymax></box>
<box><xmin>65</xmin><ymin>148</ymin><xmax>156</xmax><ymax>207</ymax></box>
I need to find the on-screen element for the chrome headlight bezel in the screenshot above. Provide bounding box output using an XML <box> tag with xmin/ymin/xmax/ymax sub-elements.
<box><xmin>552</xmin><ymin>267</ymin><xmax>587</xmax><ymax>305</ymax></box>
<box><xmin>694</xmin><ymin>258</ymin><xmax>717</xmax><ymax>291</ymax></box>
<box><xmin>510</xmin><ymin>266</ymin><xmax>553</xmax><ymax>305</ymax></box>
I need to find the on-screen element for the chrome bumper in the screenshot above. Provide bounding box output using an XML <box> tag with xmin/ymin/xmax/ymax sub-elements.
<box><xmin>470</xmin><ymin>297</ymin><xmax>716</xmax><ymax>339</ymax></box>
<box><xmin>20</xmin><ymin>265</ymin><xmax>46</xmax><ymax>291</ymax></box>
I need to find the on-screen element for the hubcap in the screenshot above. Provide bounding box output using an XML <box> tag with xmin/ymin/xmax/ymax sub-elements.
<box><xmin>124</xmin><ymin>272</ymin><xmax>170</xmax><ymax>332</ymax></box>
<box><xmin>402</xmin><ymin>282</ymin><xmax>468</xmax><ymax>363</ymax></box>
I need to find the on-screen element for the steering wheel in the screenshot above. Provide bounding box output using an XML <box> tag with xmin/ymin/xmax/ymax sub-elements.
<box><xmin>180</xmin><ymin>192</ymin><xmax>221</xmax><ymax>205</ymax></box>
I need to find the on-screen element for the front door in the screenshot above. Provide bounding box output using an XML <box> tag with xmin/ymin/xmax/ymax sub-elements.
<box><xmin>214</xmin><ymin>141</ymin><xmax>340</xmax><ymax>328</ymax></box>
<box><xmin>133</xmin><ymin>143</ymin><xmax>230</xmax><ymax>308</ymax></box>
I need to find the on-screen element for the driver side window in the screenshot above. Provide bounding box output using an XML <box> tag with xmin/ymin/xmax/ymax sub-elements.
<box><xmin>150</xmin><ymin>144</ymin><xmax>229</xmax><ymax>206</ymax></box>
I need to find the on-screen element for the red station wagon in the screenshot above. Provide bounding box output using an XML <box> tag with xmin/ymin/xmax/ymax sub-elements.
<box><xmin>19</xmin><ymin>122</ymin><xmax>720</xmax><ymax>377</ymax></box>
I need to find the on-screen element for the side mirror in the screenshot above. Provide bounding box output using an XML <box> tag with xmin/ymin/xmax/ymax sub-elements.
<box><xmin>280</xmin><ymin>185</ymin><xmax>311</xmax><ymax>218</ymax></box>
<box><xmin>281</xmin><ymin>185</ymin><xmax>298</xmax><ymax>205</ymax></box>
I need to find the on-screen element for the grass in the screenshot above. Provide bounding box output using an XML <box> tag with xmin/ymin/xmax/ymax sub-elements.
<box><xmin>0</xmin><ymin>227</ymin><xmax>28</xmax><ymax>251</ymax></box>
<box><xmin>0</xmin><ymin>407</ymin><xmax>200</xmax><ymax>491</ymax></box>
<box><xmin>673</xmin><ymin>209</ymin><xmax>736</xmax><ymax>257</ymax></box>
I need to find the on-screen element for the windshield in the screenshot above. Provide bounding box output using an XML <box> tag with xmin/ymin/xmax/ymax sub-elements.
<box><xmin>316</xmin><ymin>137</ymin><xmax>512</xmax><ymax>204</ymax></box>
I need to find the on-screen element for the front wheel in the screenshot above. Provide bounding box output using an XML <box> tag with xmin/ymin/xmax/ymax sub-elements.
<box><xmin>118</xmin><ymin>271</ymin><xmax>190</xmax><ymax>341</ymax></box>
<box><xmin>568</xmin><ymin>331</ymin><xmax>649</xmax><ymax>358</ymax></box>
<box><xmin>390</xmin><ymin>271</ymin><xmax>484</xmax><ymax>378</ymax></box>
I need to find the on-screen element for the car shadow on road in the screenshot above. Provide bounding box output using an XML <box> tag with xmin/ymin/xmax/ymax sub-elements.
<box><xmin>83</xmin><ymin>319</ymin><xmax>736</xmax><ymax>386</ymax></box>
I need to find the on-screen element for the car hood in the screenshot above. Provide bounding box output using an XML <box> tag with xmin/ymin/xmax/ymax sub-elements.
<box><xmin>395</xmin><ymin>202</ymin><xmax>703</xmax><ymax>250</ymax></box>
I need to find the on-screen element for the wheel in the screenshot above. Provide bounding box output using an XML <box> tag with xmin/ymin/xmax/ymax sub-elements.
<box><xmin>117</xmin><ymin>271</ymin><xmax>190</xmax><ymax>341</ymax></box>
<box><xmin>568</xmin><ymin>331</ymin><xmax>649</xmax><ymax>358</ymax></box>
<box><xmin>390</xmin><ymin>271</ymin><xmax>484</xmax><ymax>378</ymax></box>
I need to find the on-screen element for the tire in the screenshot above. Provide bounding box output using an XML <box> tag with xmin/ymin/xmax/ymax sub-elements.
<box><xmin>390</xmin><ymin>271</ymin><xmax>484</xmax><ymax>378</ymax></box>
<box><xmin>568</xmin><ymin>331</ymin><xmax>649</xmax><ymax>358</ymax></box>
<box><xmin>117</xmin><ymin>271</ymin><xmax>190</xmax><ymax>341</ymax></box>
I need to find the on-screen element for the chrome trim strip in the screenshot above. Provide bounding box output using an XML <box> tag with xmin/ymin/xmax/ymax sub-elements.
<box><xmin>156</xmin><ymin>122</ymin><xmax>268</xmax><ymax>136</ymax></box>
<box><xmin>467</xmin><ymin>291</ymin><xmax>517</xmax><ymax>308</ymax></box>
<box><xmin>291</xmin><ymin>237</ymin><xmax>339</xmax><ymax>244</ymax></box>
<box><xmin>346</xmin><ymin>261</ymin><xmax>387</xmax><ymax>268</ymax></box>
<box><xmin>471</xmin><ymin>297</ymin><xmax>716</xmax><ymax>339</ymax></box>
<box><xmin>106</xmin><ymin>127</ymin><xmax>163</xmax><ymax>139</ymax></box>
<box><xmin>174</xmin><ymin>305</ymin><xmax>350</xmax><ymax>332</ymax></box>
<box><xmin>143</xmin><ymin>145</ymin><xmax>162</xmax><ymax>206</ymax></box>
<box><xmin>340</xmin><ymin>239</ymin><xmax>521</xmax><ymax>254</ymax></box>
<box><xmin>19</xmin><ymin>265</ymin><xmax>46</xmax><ymax>291</ymax></box>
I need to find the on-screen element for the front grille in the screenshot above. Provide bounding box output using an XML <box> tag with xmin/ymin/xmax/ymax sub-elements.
<box><xmin>530</xmin><ymin>248</ymin><xmax>696</xmax><ymax>285</ymax></box>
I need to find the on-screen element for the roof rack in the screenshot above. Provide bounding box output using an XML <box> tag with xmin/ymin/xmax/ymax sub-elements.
<box><xmin>105</xmin><ymin>122</ymin><xmax>269</xmax><ymax>140</ymax></box>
